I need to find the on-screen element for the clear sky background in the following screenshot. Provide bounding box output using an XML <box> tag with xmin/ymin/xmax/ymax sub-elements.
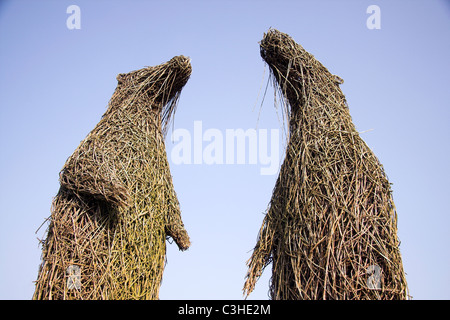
<box><xmin>0</xmin><ymin>0</ymin><xmax>449</xmax><ymax>300</ymax></box>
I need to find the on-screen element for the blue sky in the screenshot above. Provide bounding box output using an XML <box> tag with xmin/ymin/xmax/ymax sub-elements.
<box><xmin>0</xmin><ymin>0</ymin><xmax>449</xmax><ymax>299</ymax></box>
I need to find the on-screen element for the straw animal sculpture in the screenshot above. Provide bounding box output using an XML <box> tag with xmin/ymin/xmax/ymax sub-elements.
<box><xmin>34</xmin><ymin>56</ymin><xmax>192</xmax><ymax>300</ymax></box>
<box><xmin>244</xmin><ymin>29</ymin><xmax>408</xmax><ymax>300</ymax></box>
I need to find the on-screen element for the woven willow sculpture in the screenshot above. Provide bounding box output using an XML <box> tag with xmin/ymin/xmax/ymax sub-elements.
<box><xmin>34</xmin><ymin>56</ymin><xmax>192</xmax><ymax>300</ymax></box>
<box><xmin>244</xmin><ymin>29</ymin><xmax>408</xmax><ymax>300</ymax></box>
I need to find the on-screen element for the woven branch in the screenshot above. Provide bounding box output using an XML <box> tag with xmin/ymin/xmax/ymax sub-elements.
<box><xmin>244</xmin><ymin>29</ymin><xmax>408</xmax><ymax>300</ymax></box>
<box><xmin>34</xmin><ymin>56</ymin><xmax>192</xmax><ymax>300</ymax></box>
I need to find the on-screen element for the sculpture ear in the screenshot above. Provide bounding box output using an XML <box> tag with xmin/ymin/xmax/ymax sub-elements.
<box><xmin>116</xmin><ymin>73</ymin><xmax>126</xmax><ymax>84</ymax></box>
<box><xmin>333</xmin><ymin>74</ymin><xmax>344</xmax><ymax>85</ymax></box>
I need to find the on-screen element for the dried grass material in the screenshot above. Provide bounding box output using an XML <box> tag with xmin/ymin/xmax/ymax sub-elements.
<box><xmin>244</xmin><ymin>29</ymin><xmax>408</xmax><ymax>300</ymax></box>
<box><xmin>33</xmin><ymin>56</ymin><xmax>192</xmax><ymax>300</ymax></box>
